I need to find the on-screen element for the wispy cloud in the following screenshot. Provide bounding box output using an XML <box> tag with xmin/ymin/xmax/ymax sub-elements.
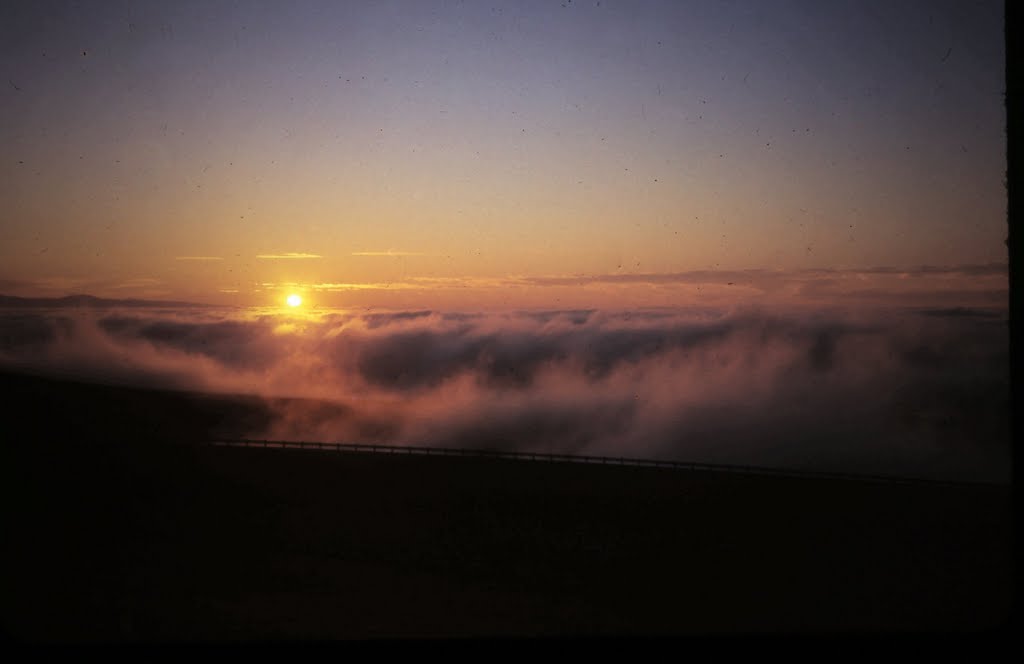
<box><xmin>175</xmin><ymin>256</ymin><xmax>224</xmax><ymax>261</ymax></box>
<box><xmin>256</xmin><ymin>253</ymin><xmax>323</xmax><ymax>259</ymax></box>
<box><xmin>517</xmin><ymin>263</ymin><xmax>1009</xmax><ymax>289</ymax></box>
<box><xmin>190</xmin><ymin>264</ymin><xmax>1006</xmax><ymax>307</ymax></box>
<box><xmin>297</xmin><ymin>263</ymin><xmax>1005</xmax><ymax>303</ymax></box>
<box><xmin>350</xmin><ymin>250</ymin><xmax>428</xmax><ymax>257</ymax></box>
<box><xmin>111</xmin><ymin>278</ymin><xmax>163</xmax><ymax>290</ymax></box>
<box><xmin>308</xmin><ymin>277</ymin><xmax>510</xmax><ymax>292</ymax></box>
<box><xmin>309</xmin><ymin>282</ymin><xmax>411</xmax><ymax>291</ymax></box>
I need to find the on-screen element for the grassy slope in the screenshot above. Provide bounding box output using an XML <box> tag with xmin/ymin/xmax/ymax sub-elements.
<box><xmin>0</xmin><ymin>371</ymin><xmax>1013</xmax><ymax>641</ymax></box>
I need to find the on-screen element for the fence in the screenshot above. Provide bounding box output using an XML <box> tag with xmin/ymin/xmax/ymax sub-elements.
<box><xmin>203</xmin><ymin>438</ymin><xmax>995</xmax><ymax>488</ymax></box>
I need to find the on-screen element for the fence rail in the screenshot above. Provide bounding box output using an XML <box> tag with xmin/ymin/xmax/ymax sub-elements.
<box><xmin>203</xmin><ymin>438</ymin><xmax>996</xmax><ymax>488</ymax></box>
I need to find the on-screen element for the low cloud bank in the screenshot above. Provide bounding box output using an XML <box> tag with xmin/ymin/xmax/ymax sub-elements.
<box><xmin>0</xmin><ymin>304</ymin><xmax>1009</xmax><ymax>482</ymax></box>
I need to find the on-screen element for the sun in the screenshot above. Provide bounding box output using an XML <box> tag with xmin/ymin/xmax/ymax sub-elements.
<box><xmin>286</xmin><ymin>294</ymin><xmax>302</xmax><ymax>307</ymax></box>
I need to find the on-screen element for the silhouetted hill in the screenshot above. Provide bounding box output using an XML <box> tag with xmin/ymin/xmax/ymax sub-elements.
<box><xmin>0</xmin><ymin>370</ymin><xmax>1012</xmax><ymax>641</ymax></box>
<box><xmin>0</xmin><ymin>293</ymin><xmax>214</xmax><ymax>309</ymax></box>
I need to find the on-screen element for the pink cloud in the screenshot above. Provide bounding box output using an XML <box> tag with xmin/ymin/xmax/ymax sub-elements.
<box><xmin>0</xmin><ymin>301</ymin><xmax>1009</xmax><ymax>482</ymax></box>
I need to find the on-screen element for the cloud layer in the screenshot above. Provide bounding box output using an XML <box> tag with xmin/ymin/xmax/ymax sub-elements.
<box><xmin>0</xmin><ymin>303</ymin><xmax>1009</xmax><ymax>482</ymax></box>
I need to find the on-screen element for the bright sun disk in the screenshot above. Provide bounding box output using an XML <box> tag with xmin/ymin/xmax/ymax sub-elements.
<box><xmin>286</xmin><ymin>294</ymin><xmax>302</xmax><ymax>307</ymax></box>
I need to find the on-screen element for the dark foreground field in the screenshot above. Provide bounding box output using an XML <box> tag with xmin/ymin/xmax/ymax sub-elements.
<box><xmin>0</xmin><ymin>371</ymin><xmax>1013</xmax><ymax>641</ymax></box>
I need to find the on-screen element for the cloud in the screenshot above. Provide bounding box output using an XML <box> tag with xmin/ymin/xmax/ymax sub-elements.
<box><xmin>350</xmin><ymin>251</ymin><xmax>428</xmax><ymax>257</ymax></box>
<box><xmin>917</xmin><ymin>307</ymin><xmax>1005</xmax><ymax>319</ymax></box>
<box><xmin>310</xmin><ymin>282</ymin><xmax>423</xmax><ymax>291</ymax></box>
<box><xmin>175</xmin><ymin>256</ymin><xmax>224</xmax><ymax>261</ymax></box>
<box><xmin>859</xmin><ymin>263</ymin><xmax>1008</xmax><ymax>276</ymax></box>
<box><xmin>256</xmin><ymin>253</ymin><xmax>323</xmax><ymax>259</ymax></box>
<box><xmin>110</xmin><ymin>278</ymin><xmax>163</xmax><ymax>290</ymax></box>
<box><xmin>239</xmin><ymin>263</ymin><xmax>1006</xmax><ymax>309</ymax></box>
<box><xmin>517</xmin><ymin>263</ymin><xmax>1008</xmax><ymax>291</ymax></box>
<box><xmin>0</xmin><ymin>303</ymin><xmax>1009</xmax><ymax>482</ymax></box>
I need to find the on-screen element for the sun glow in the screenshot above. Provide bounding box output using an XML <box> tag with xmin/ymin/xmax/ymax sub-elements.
<box><xmin>286</xmin><ymin>294</ymin><xmax>302</xmax><ymax>307</ymax></box>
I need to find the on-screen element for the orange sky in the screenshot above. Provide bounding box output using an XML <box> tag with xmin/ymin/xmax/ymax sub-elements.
<box><xmin>0</xmin><ymin>1</ymin><xmax>1007</xmax><ymax>310</ymax></box>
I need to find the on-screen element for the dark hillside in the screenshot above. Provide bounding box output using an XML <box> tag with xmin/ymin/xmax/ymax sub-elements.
<box><xmin>0</xmin><ymin>371</ymin><xmax>1012</xmax><ymax>640</ymax></box>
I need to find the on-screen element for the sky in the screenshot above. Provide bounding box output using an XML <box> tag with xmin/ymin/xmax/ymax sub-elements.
<box><xmin>0</xmin><ymin>0</ymin><xmax>1007</xmax><ymax>309</ymax></box>
<box><xmin>0</xmin><ymin>1</ymin><xmax>1010</xmax><ymax>480</ymax></box>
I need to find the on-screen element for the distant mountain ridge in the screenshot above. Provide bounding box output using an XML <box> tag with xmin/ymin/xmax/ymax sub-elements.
<box><xmin>0</xmin><ymin>293</ymin><xmax>215</xmax><ymax>308</ymax></box>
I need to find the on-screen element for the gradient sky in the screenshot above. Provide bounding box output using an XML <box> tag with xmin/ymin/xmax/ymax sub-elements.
<box><xmin>0</xmin><ymin>0</ymin><xmax>1006</xmax><ymax>308</ymax></box>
